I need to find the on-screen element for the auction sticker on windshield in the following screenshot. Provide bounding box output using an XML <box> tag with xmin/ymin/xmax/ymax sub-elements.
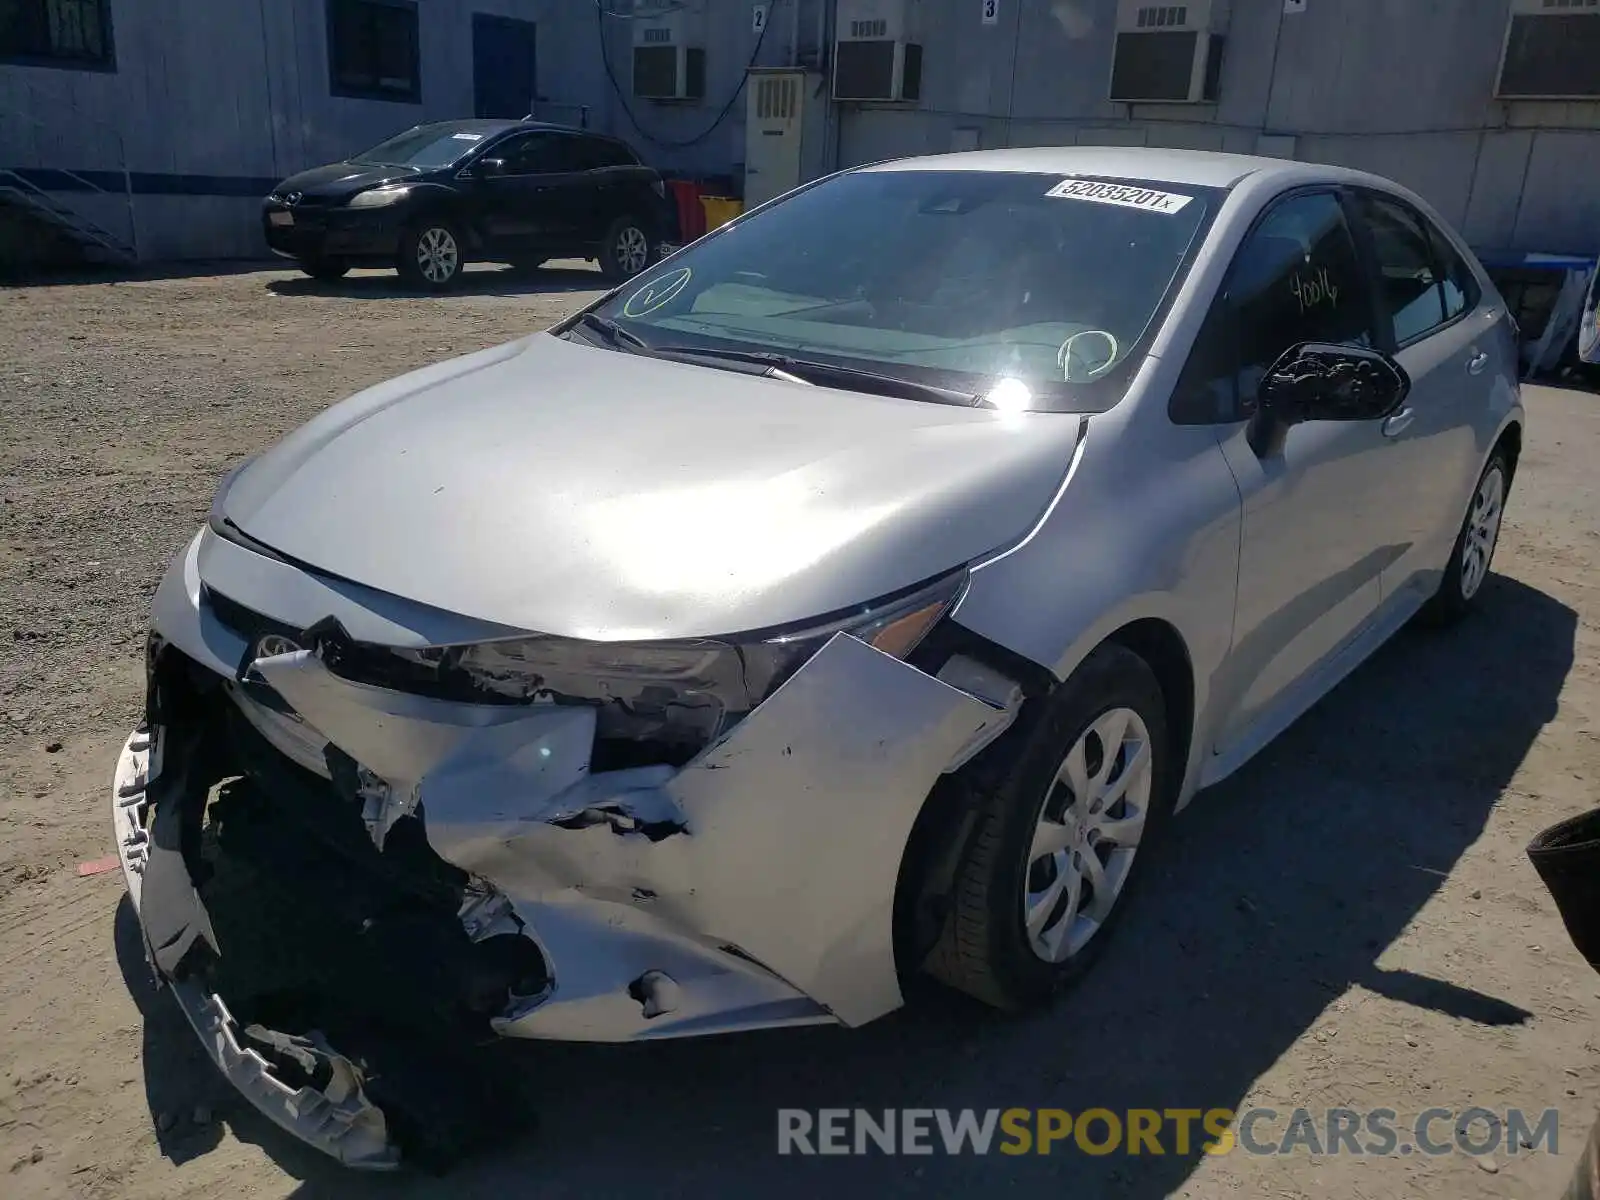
<box><xmin>1045</xmin><ymin>179</ymin><xmax>1194</xmax><ymax>214</ymax></box>
<box><xmin>623</xmin><ymin>266</ymin><xmax>693</xmax><ymax>317</ymax></box>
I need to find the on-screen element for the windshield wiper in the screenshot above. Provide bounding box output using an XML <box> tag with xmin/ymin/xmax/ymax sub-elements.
<box><xmin>650</xmin><ymin>345</ymin><xmax>981</xmax><ymax>407</ymax></box>
<box><xmin>574</xmin><ymin>312</ymin><xmax>650</xmax><ymax>351</ymax></box>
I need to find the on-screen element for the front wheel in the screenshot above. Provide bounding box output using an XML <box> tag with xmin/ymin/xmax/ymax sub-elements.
<box><xmin>924</xmin><ymin>642</ymin><xmax>1174</xmax><ymax>1011</ymax></box>
<box><xmin>598</xmin><ymin>217</ymin><xmax>653</xmax><ymax>282</ymax></box>
<box><xmin>298</xmin><ymin>256</ymin><xmax>349</xmax><ymax>281</ymax></box>
<box><xmin>398</xmin><ymin>219</ymin><xmax>465</xmax><ymax>291</ymax></box>
<box><xmin>1419</xmin><ymin>448</ymin><xmax>1510</xmax><ymax>626</ymax></box>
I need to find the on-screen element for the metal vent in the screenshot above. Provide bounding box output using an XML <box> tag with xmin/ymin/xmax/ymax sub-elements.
<box><xmin>756</xmin><ymin>75</ymin><xmax>798</xmax><ymax>119</ymax></box>
<box><xmin>834</xmin><ymin>39</ymin><xmax>896</xmax><ymax>99</ymax></box>
<box><xmin>1111</xmin><ymin>29</ymin><xmax>1197</xmax><ymax>100</ymax></box>
<box><xmin>642</xmin><ymin>26</ymin><xmax>672</xmax><ymax>43</ymax></box>
<box><xmin>633</xmin><ymin>44</ymin><xmax>678</xmax><ymax>97</ymax></box>
<box><xmin>1135</xmin><ymin>5</ymin><xmax>1189</xmax><ymax>27</ymax></box>
<box><xmin>848</xmin><ymin>18</ymin><xmax>889</xmax><ymax>37</ymax></box>
<box><xmin>1499</xmin><ymin>10</ymin><xmax>1600</xmax><ymax>97</ymax></box>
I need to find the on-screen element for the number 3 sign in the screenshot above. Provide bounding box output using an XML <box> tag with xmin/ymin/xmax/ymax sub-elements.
<box><xmin>981</xmin><ymin>0</ymin><xmax>999</xmax><ymax>24</ymax></box>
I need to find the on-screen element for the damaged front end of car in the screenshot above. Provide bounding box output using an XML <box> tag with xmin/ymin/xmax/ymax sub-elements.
<box><xmin>112</xmin><ymin>530</ymin><xmax>1024</xmax><ymax>1170</ymax></box>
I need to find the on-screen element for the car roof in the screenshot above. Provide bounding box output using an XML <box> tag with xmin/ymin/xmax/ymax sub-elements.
<box><xmin>857</xmin><ymin>146</ymin><xmax>1354</xmax><ymax>190</ymax></box>
<box><xmin>408</xmin><ymin>118</ymin><xmax>613</xmax><ymax>139</ymax></box>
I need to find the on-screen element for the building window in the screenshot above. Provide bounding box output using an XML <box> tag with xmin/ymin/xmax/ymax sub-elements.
<box><xmin>327</xmin><ymin>0</ymin><xmax>420</xmax><ymax>103</ymax></box>
<box><xmin>0</xmin><ymin>0</ymin><xmax>116</xmax><ymax>70</ymax></box>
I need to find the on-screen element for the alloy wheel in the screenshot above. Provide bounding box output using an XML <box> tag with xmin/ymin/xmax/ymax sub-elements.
<box><xmin>615</xmin><ymin>226</ymin><xmax>649</xmax><ymax>276</ymax></box>
<box><xmin>416</xmin><ymin>226</ymin><xmax>459</xmax><ymax>285</ymax></box>
<box><xmin>1024</xmin><ymin>706</ymin><xmax>1154</xmax><ymax>963</ymax></box>
<box><xmin>1460</xmin><ymin>465</ymin><xmax>1505</xmax><ymax>600</ymax></box>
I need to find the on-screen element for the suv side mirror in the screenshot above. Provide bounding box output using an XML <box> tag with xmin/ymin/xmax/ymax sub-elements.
<box><xmin>1249</xmin><ymin>342</ymin><xmax>1410</xmax><ymax>455</ymax></box>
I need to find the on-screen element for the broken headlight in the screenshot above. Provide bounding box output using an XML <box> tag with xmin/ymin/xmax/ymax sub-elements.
<box><xmin>375</xmin><ymin>569</ymin><xmax>968</xmax><ymax>757</ymax></box>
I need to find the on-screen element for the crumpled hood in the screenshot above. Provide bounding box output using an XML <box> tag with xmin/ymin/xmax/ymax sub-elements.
<box><xmin>222</xmin><ymin>334</ymin><xmax>1083</xmax><ymax>640</ymax></box>
<box><xmin>273</xmin><ymin>161</ymin><xmax>421</xmax><ymax>200</ymax></box>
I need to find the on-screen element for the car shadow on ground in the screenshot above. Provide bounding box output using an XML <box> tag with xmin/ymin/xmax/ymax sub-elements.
<box><xmin>264</xmin><ymin>263</ymin><xmax>607</xmax><ymax>300</ymax></box>
<box><xmin>1</xmin><ymin>259</ymin><xmax>290</xmax><ymax>288</ymax></box>
<box><xmin>115</xmin><ymin>572</ymin><xmax>1575</xmax><ymax>1197</ymax></box>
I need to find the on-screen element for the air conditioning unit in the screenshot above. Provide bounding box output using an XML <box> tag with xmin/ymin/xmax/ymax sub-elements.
<box><xmin>1496</xmin><ymin>0</ymin><xmax>1600</xmax><ymax>99</ymax></box>
<box><xmin>1109</xmin><ymin>1</ymin><xmax>1225</xmax><ymax>104</ymax></box>
<box><xmin>632</xmin><ymin>0</ymin><xmax>706</xmax><ymax>101</ymax></box>
<box><xmin>832</xmin><ymin>0</ymin><xmax>923</xmax><ymax>103</ymax></box>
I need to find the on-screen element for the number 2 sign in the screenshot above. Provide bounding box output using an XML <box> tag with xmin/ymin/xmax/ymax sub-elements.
<box><xmin>981</xmin><ymin>0</ymin><xmax>999</xmax><ymax>24</ymax></box>
<box><xmin>752</xmin><ymin>3</ymin><xmax>767</xmax><ymax>34</ymax></box>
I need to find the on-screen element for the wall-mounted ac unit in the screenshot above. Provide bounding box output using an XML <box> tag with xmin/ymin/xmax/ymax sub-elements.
<box><xmin>632</xmin><ymin>0</ymin><xmax>707</xmax><ymax>101</ymax></box>
<box><xmin>1496</xmin><ymin>0</ymin><xmax>1600</xmax><ymax>99</ymax></box>
<box><xmin>1109</xmin><ymin>1</ymin><xmax>1225</xmax><ymax>104</ymax></box>
<box><xmin>832</xmin><ymin>0</ymin><xmax>923</xmax><ymax>103</ymax></box>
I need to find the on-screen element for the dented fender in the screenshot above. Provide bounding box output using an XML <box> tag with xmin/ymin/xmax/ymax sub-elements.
<box><xmin>430</xmin><ymin>633</ymin><xmax>1003</xmax><ymax>1028</ymax></box>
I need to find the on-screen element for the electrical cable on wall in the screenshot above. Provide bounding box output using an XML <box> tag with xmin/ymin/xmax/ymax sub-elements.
<box><xmin>594</xmin><ymin>0</ymin><xmax>779</xmax><ymax>150</ymax></box>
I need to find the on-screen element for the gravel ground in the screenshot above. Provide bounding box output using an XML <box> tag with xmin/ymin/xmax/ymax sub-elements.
<box><xmin>1</xmin><ymin>263</ymin><xmax>1599</xmax><ymax>1199</ymax></box>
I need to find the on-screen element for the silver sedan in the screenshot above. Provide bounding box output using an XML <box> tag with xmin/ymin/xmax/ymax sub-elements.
<box><xmin>112</xmin><ymin>147</ymin><xmax>1522</xmax><ymax>1168</ymax></box>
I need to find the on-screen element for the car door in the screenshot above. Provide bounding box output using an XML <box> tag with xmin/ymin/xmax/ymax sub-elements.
<box><xmin>1348</xmin><ymin>189</ymin><xmax>1498</xmax><ymax>606</ymax></box>
<box><xmin>472</xmin><ymin>131</ymin><xmax>585</xmax><ymax>252</ymax></box>
<box><xmin>570</xmin><ymin>135</ymin><xmax>633</xmax><ymax>246</ymax></box>
<box><xmin>1187</xmin><ymin>189</ymin><xmax>1398</xmax><ymax>756</ymax></box>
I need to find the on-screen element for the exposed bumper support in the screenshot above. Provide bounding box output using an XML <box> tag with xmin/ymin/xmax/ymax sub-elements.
<box><xmin>113</xmin><ymin>732</ymin><xmax>399</xmax><ymax>1169</ymax></box>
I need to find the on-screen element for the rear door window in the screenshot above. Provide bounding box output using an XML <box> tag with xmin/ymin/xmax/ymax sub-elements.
<box><xmin>1358</xmin><ymin>193</ymin><xmax>1450</xmax><ymax>345</ymax></box>
<box><xmin>579</xmin><ymin>137</ymin><xmax>637</xmax><ymax>169</ymax></box>
<box><xmin>1428</xmin><ymin>223</ymin><xmax>1481</xmax><ymax>320</ymax></box>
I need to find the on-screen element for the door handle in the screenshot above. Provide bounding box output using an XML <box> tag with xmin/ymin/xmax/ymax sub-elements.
<box><xmin>1382</xmin><ymin>406</ymin><xmax>1415</xmax><ymax>438</ymax></box>
<box><xmin>1467</xmin><ymin>350</ymin><xmax>1489</xmax><ymax>375</ymax></box>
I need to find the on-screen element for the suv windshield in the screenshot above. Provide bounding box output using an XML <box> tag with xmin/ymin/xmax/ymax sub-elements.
<box><xmin>591</xmin><ymin>169</ymin><xmax>1219</xmax><ymax>410</ymax></box>
<box><xmin>352</xmin><ymin>124</ymin><xmax>499</xmax><ymax>169</ymax></box>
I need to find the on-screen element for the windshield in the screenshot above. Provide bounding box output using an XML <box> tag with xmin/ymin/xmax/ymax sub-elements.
<box><xmin>351</xmin><ymin>125</ymin><xmax>495</xmax><ymax>169</ymax></box>
<box><xmin>591</xmin><ymin>169</ymin><xmax>1220</xmax><ymax>410</ymax></box>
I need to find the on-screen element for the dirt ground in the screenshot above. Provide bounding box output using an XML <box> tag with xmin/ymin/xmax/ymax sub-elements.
<box><xmin>2</xmin><ymin>263</ymin><xmax>1599</xmax><ymax>1199</ymax></box>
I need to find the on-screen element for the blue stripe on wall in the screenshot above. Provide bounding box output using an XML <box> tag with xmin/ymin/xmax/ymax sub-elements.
<box><xmin>6</xmin><ymin>167</ymin><xmax>281</xmax><ymax>197</ymax></box>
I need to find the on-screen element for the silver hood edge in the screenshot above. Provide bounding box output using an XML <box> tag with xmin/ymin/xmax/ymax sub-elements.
<box><xmin>222</xmin><ymin>333</ymin><xmax>1087</xmax><ymax>641</ymax></box>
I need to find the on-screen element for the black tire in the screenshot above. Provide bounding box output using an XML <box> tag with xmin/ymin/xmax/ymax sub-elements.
<box><xmin>1418</xmin><ymin>448</ymin><xmax>1511</xmax><ymax>627</ymax></box>
<box><xmin>298</xmin><ymin>256</ymin><xmax>349</xmax><ymax>282</ymax></box>
<box><xmin>598</xmin><ymin>216</ymin><xmax>654</xmax><ymax>283</ymax></box>
<box><xmin>924</xmin><ymin>642</ymin><xmax>1175</xmax><ymax>1011</ymax></box>
<box><xmin>397</xmin><ymin>218</ymin><xmax>465</xmax><ymax>291</ymax></box>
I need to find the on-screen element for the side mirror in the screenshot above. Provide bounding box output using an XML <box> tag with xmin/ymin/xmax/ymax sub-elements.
<box><xmin>1249</xmin><ymin>342</ymin><xmax>1410</xmax><ymax>455</ymax></box>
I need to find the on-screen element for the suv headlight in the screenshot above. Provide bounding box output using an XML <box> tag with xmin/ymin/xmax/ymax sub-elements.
<box><xmin>325</xmin><ymin>570</ymin><xmax>968</xmax><ymax>757</ymax></box>
<box><xmin>347</xmin><ymin>186</ymin><xmax>412</xmax><ymax>208</ymax></box>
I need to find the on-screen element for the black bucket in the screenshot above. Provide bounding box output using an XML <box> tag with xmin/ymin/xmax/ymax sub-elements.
<box><xmin>1527</xmin><ymin>806</ymin><xmax>1600</xmax><ymax>973</ymax></box>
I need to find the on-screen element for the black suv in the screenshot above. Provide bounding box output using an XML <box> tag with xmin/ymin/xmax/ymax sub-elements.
<box><xmin>262</xmin><ymin>120</ymin><xmax>676</xmax><ymax>290</ymax></box>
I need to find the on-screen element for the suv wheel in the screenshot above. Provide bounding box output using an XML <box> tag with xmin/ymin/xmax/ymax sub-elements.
<box><xmin>298</xmin><ymin>256</ymin><xmax>349</xmax><ymax>282</ymax></box>
<box><xmin>399</xmin><ymin>220</ymin><xmax>464</xmax><ymax>291</ymax></box>
<box><xmin>924</xmin><ymin>643</ymin><xmax>1175</xmax><ymax>1011</ymax></box>
<box><xmin>599</xmin><ymin>217</ymin><xmax>653</xmax><ymax>282</ymax></box>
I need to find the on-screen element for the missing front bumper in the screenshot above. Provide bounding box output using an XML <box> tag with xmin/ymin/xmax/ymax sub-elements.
<box><xmin>116</xmin><ymin>547</ymin><xmax>1015</xmax><ymax>1167</ymax></box>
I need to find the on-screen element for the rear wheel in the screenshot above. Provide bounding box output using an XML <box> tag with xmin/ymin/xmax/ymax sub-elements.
<box><xmin>1419</xmin><ymin>449</ymin><xmax>1509</xmax><ymax>626</ymax></box>
<box><xmin>298</xmin><ymin>256</ymin><xmax>349</xmax><ymax>282</ymax></box>
<box><xmin>398</xmin><ymin>219</ymin><xmax>465</xmax><ymax>291</ymax></box>
<box><xmin>925</xmin><ymin>643</ymin><xmax>1174</xmax><ymax>1011</ymax></box>
<box><xmin>598</xmin><ymin>217</ymin><xmax>653</xmax><ymax>282</ymax></box>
